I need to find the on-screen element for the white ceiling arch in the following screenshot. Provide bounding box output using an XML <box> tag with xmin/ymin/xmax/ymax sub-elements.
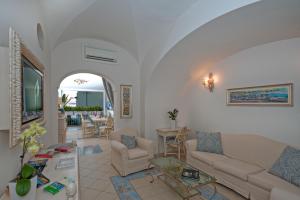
<box><xmin>40</xmin><ymin>0</ymin><xmax>259</xmax><ymax>63</ymax></box>
<box><xmin>40</xmin><ymin>0</ymin><xmax>97</xmax><ymax>50</ymax></box>
<box><xmin>59</xmin><ymin>73</ymin><xmax>104</xmax><ymax>92</ymax></box>
<box><xmin>55</xmin><ymin>0</ymin><xmax>139</xmax><ymax>60</ymax></box>
<box><xmin>138</xmin><ymin>0</ymin><xmax>261</xmax><ymax>89</ymax></box>
<box><xmin>149</xmin><ymin>0</ymin><xmax>300</xmax><ymax>88</ymax></box>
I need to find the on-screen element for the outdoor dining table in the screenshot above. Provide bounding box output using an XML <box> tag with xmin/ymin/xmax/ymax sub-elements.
<box><xmin>90</xmin><ymin>116</ymin><xmax>107</xmax><ymax>135</ymax></box>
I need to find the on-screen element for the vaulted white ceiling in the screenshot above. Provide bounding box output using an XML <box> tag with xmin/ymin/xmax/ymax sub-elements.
<box><xmin>38</xmin><ymin>0</ymin><xmax>300</xmax><ymax>84</ymax></box>
<box><xmin>150</xmin><ymin>0</ymin><xmax>300</xmax><ymax>86</ymax></box>
<box><xmin>39</xmin><ymin>0</ymin><xmax>259</xmax><ymax>62</ymax></box>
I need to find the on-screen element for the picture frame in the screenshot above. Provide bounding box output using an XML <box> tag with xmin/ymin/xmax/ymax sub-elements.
<box><xmin>120</xmin><ymin>85</ymin><xmax>132</xmax><ymax>118</ymax></box>
<box><xmin>9</xmin><ymin>28</ymin><xmax>45</xmax><ymax>148</ymax></box>
<box><xmin>226</xmin><ymin>83</ymin><xmax>293</xmax><ymax>106</ymax></box>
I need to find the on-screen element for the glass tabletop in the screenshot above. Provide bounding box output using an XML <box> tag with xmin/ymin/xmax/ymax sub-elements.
<box><xmin>150</xmin><ymin>157</ymin><xmax>216</xmax><ymax>188</ymax></box>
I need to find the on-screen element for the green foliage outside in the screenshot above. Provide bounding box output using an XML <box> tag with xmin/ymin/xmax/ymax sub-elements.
<box><xmin>64</xmin><ymin>105</ymin><xmax>103</xmax><ymax>112</ymax></box>
<box><xmin>61</xmin><ymin>94</ymin><xmax>72</xmax><ymax>106</ymax></box>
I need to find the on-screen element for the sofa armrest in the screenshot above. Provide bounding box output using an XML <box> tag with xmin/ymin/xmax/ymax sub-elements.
<box><xmin>110</xmin><ymin>131</ymin><xmax>121</xmax><ymax>142</ymax></box>
<box><xmin>136</xmin><ymin>137</ymin><xmax>154</xmax><ymax>158</ymax></box>
<box><xmin>111</xmin><ymin>140</ymin><xmax>128</xmax><ymax>159</ymax></box>
<box><xmin>270</xmin><ymin>188</ymin><xmax>300</xmax><ymax>200</ymax></box>
<box><xmin>185</xmin><ymin>139</ymin><xmax>197</xmax><ymax>153</ymax></box>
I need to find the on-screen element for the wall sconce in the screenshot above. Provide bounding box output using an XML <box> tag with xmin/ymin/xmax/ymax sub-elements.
<box><xmin>203</xmin><ymin>72</ymin><xmax>215</xmax><ymax>92</ymax></box>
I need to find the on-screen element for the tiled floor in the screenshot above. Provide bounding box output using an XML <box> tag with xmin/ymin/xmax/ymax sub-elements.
<box><xmin>66</xmin><ymin>126</ymin><xmax>84</xmax><ymax>142</ymax></box>
<box><xmin>76</xmin><ymin>137</ymin><xmax>247</xmax><ymax>200</ymax></box>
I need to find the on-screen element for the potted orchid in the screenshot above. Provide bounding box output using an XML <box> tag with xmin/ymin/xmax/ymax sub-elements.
<box><xmin>9</xmin><ymin>122</ymin><xmax>46</xmax><ymax>200</ymax></box>
<box><xmin>168</xmin><ymin>108</ymin><xmax>178</xmax><ymax>129</ymax></box>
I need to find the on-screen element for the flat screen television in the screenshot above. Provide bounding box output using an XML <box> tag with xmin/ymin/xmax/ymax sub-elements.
<box><xmin>22</xmin><ymin>56</ymin><xmax>44</xmax><ymax>124</ymax></box>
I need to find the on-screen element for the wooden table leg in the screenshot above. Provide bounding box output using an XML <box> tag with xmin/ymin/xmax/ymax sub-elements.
<box><xmin>163</xmin><ymin>136</ymin><xmax>167</xmax><ymax>157</ymax></box>
<box><xmin>157</xmin><ymin>134</ymin><xmax>161</xmax><ymax>156</ymax></box>
<box><xmin>209</xmin><ymin>183</ymin><xmax>217</xmax><ymax>200</ymax></box>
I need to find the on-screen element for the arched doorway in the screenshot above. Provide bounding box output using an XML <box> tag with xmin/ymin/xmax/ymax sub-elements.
<box><xmin>57</xmin><ymin>73</ymin><xmax>115</xmax><ymax>142</ymax></box>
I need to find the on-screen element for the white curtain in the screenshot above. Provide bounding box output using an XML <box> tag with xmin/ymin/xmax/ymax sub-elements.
<box><xmin>102</xmin><ymin>78</ymin><xmax>114</xmax><ymax>108</ymax></box>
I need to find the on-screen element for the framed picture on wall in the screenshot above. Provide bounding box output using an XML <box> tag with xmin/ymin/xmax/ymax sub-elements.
<box><xmin>226</xmin><ymin>83</ymin><xmax>293</xmax><ymax>106</ymax></box>
<box><xmin>120</xmin><ymin>85</ymin><xmax>132</xmax><ymax>118</ymax></box>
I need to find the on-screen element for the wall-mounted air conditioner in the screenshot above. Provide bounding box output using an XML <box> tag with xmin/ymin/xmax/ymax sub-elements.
<box><xmin>83</xmin><ymin>45</ymin><xmax>118</xmax><ymax>64</ymax></box>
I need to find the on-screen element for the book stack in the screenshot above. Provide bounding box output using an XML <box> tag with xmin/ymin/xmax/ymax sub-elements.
<box><xmin>48</xmin><ymin>143</ymin><xmax>74</xmax><ymax>153</ymax></box>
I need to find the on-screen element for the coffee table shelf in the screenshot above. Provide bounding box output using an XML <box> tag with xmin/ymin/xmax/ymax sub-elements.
<box><xmin>150</xmin><ymin>157</ymin><xmax>217</xmax><ymax>200</ymax></box>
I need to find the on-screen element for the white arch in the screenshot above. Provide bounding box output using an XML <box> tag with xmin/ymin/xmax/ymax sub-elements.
<box><xmin>56</xmin><ymin>70</ymin><xmax>116</xmax><ymax>93</ymax></box>
<box><xmin>140</xmin><ymin>0</ymin><xmax>260</xmax><ymax>90</ymax></box>
<box><xmin>49</xmin><ymin>37</ymin><xmax>141</xmax><ymax>141</ymax></box>
<box><xmin>139</xmin><ymin>0</ymin><xmax>260</xmax><ymax>133</ymax></box>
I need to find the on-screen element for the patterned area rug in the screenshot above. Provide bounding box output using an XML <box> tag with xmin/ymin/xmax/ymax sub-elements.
<box><xmin>111</xmin><ymin>169</ymin><xmax>229</xmax><ymax>200</ymax></box>
<box><xmin>79</xmin><ymin>144</ymin><xmax>103</xmax><ymax>156</ymax></box>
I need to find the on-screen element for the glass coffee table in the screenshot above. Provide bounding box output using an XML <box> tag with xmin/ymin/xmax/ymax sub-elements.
<box><xmin>149</xmin><ymin>157</ymin><xmax>217</xmax><ymax>200</ymax></box>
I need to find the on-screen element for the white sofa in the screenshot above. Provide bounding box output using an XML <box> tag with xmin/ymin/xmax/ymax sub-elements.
<box><xmin>110</xmin><ymin>128</ymin><xmax>154</xmax><ymax>176</ymax></box>
<box><xmin>270</xmin><ymin>188</ymin><xmax>300</xmax><ymax>200</ymax></box>
<box><xmin>185</xmin><ymin>134</ymin><xmax>300</xmax><ymax>200</ymax></box>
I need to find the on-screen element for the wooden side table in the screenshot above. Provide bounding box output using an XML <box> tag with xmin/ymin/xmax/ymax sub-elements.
<box><xmin>156</xmin><ymin>128</ymin><xmax>183</xmax><ymax>157</ymax></box>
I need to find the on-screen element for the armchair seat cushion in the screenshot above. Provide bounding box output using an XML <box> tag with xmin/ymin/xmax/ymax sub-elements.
<box><xmin>191</xmin><ymin>151</ymin><xmax>228</xmax><ymax>165</ymax></box>
<box><xmin>128</xmin><ymin>148</ymin><xmax>149</xmax><ymax>160</ymax></box>
<box><xmin>213</xmin><ymin>158</ymin><xmax>263</xmax><ymax>181</ymax></box>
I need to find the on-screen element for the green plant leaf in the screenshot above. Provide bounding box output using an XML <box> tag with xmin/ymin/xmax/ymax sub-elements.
<box><xmin>16</xmin><ymin>179</ymin><xmax>31</xmax><ymax>197</ymax></box>
<box><xmin>21</xmin><ymin>164</ymin><xmax>35</xmax><ymax>179</ymax></box>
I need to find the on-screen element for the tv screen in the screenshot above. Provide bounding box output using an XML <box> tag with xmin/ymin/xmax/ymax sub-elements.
<box><xmin>22</xmin><ymin>56</ymin><xmax>44</xmax><ymax>124</ymax></box>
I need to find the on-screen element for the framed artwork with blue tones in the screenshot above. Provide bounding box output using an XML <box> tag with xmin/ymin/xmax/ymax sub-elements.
<box><xmin>226</xmin><ymin>83</ymin><xmax>293</xmax><ymax>106</ymax></box>
<box><xmin>120</xmin><ymin>85</ymin><xmax>133</xmax><ymax>118</ymax></box>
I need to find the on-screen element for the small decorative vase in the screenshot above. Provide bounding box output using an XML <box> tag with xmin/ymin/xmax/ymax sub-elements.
<box><xmin>9</xmin><ymin>176</ymin><xmax>37</xmax><ymax>200</ymax></box>
<box><xmin>170</xmin><ymin>120</ymin><xmax>177</xmax><ymax>129</ymax></box>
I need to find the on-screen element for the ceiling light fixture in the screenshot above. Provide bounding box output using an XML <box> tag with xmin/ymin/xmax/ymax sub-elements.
<box><xmin>74</xmin><ymin>79</ymin><xmax>88</xmax><ymax>85</ymax></box>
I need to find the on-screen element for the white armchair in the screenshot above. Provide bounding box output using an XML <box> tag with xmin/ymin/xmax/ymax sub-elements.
<box><xmin>110</xmin><ymin>128</ymin><xmax>154</xmax><ymax>176</ymax></box>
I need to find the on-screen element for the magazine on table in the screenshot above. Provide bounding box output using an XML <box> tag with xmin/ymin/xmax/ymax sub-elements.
<box><xmin>56</xmin><ymin>157</ymin><xmax>75</xmax><ymax>169</ymax></box>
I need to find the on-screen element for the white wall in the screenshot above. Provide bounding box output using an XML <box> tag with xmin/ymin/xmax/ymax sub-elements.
<box><xmin>146</xmin><ymin>38</ymin><xmax>300</xmax><ymax>148</ymax></box>
<box><xmin>140</xmin><ymin>0</ymin><xmax>300</xmax><ymax>136</ymax></box>
<box><xmin>50</xmin><ymin>38</ymin><xmax>140</xmax><ymax>142</ymax></box>
<box><xmin>0</xmin><ymin>0</ymin><xmax>52</xmax><ymax>194</ymax></box>
<box><xmin>0</xmin><ymin>47</ymin><xmax>9</xmax><ymax>130</ymax></box>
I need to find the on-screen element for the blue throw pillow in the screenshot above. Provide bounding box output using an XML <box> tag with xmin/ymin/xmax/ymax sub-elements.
<box><xmin>269</xmin><ymin>146</ymin><xmax>300</xmax><ymax>187</ymax></box>
<box><xmin>121</xmin><ymin>135</ymin><xmax>137</xmax><ymax>149</ymax></box>
<box><xmin>196</xmin><ymin>131</ymin><xmax>223</xmax><ymax>154</ymax></box>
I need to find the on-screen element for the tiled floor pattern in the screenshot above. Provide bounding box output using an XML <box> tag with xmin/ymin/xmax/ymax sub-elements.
<box><xmin>66</xmin><ymin>126</ymin><xmax>83</xmax><ymax>142</ymax></box>
<box><xmin>76</xmin><ymin>138</ymin><xmax>247</xmax><ymax>200</ymax></box>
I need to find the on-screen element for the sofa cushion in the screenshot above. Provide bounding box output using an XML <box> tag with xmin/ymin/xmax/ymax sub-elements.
<box><xmin>121</xmin><ymin>135</ymin><xmax>137</xmax><ymax>149</ymax></box>
<box><xmin>221</xmin><ymin>134</ymin><xmax>286</xmax><ymax>169</ymax></box>
<box><xmin>196</xmin><ymin>132</ymin><xmax>223</xmax><ymax>154</ymax></box>
<box><xmin>248</xmin><ymin>170</ymin><xmax>300</xmax><ymax>195</ymax></box>
<box><xmin>269</xmin><ymin>146</ymin><xmax>300</xmax><ymax>187</ymax></box>
<box><xmin>128</xmin><ymin>148</ymin><xmax>148</xmax><ymax>160</ymax></box>
<box><xmin>270</xmin><ymin>187</ymin><xmax>300</xmax><ymax>200</ymax></box>
<box><xmin>191</xmin><ymin>151</ymin><xmax>229</xmax><ymax>165</ymax></box>
<box><xmin>213</xmin><ymin>158</ymin><xmax>263</xmax><ymax>181</ymax></box>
